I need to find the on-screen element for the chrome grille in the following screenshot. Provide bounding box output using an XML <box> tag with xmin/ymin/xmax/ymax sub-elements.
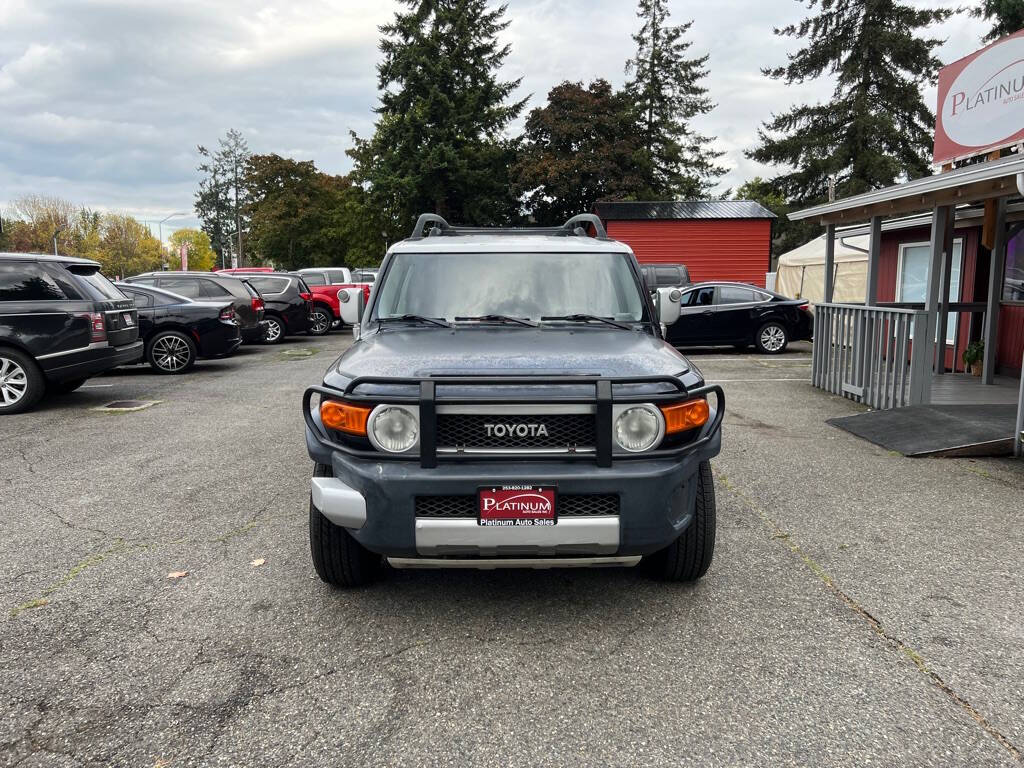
<box><xmin>415</xmin><ymin>494</ymin><xmax>618</xmax><ymax>518</ymax></box>
<box><xmin>435</xmin><ymin>413</ymin><xmax>595</xmax><ymax>451</ymax></box>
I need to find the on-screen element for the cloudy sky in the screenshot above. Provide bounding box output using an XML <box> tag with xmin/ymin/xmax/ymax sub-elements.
<box><xmin>0</xmin><ymin>0</ymin><xmax>987</xmax><ymax>238</ymax></box>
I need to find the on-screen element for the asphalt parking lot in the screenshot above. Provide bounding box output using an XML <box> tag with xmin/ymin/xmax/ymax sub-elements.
<box><xmin>2</xmin><ymin>337</ymin><xmax>1022</xmax><ymax>767</ymax></box>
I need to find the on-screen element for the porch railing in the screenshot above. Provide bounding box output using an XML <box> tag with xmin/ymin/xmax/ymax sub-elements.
<box><xmin>812</xmin><ymin>303</ymin><xmax>929</xmax><ymax>409</ymax></box>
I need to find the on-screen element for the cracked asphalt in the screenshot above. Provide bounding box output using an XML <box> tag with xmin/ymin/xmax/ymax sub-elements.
<box><xmin>2</xmin><ymin>336</ymin><xmax>1022</xmax><ymax>767</ymax></box>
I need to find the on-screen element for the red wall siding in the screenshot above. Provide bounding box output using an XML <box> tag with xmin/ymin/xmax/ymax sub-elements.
<box><xmin>604</xmin><ymin>219</ymin><xmax>771</xmax><ymax>288</ymax></box>
<box><xmin>997</xmin><ymin>305</ymin><xmax>1024</xmax><ymax>372</ymax></box>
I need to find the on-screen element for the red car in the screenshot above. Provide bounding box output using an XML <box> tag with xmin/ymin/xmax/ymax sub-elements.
<box><xmin>294</xmin><ymin>268</ymin><xmax>371</xmax><ymax>335</ymax></box>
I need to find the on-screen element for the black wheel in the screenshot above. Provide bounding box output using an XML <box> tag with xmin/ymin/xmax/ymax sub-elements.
<box><xmin>263</xmin><ymin>314</ymin><xmax>286</xmax><ymax>344</ymax></box>
<box><xmin>309</xmin><ymin>463</ymin><xmax>381</xmax><ymax>587</ymax></box>
<box><xmin>146</xmin><ymin>330</ymin><xmax>196</xmax><ymax>374</ymax></box>
<box><xmin>0</xmin><ymin>348</ymin><xmax>45</xmax><ymax>415</ymax></box>
<box><xmin>644</xmin><ymin>460</ymin><xmax>716</xmax><ymax>582</ymax></box>
<box><xmin>754</xmin><ymin>321</ymin><xmax>788</xmax><ymax>355</ymax></box>
<box><xmin>50</xmin><ymin>378</ymin><xmax>88</xmax><ymax>395</ymax></box>
<box><xmin>307</xmin><ymin>307</ymin><xmax>333</xmax><ymax>336</ymax></box>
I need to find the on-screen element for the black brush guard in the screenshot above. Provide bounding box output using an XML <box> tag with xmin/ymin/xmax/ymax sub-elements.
<box><xmin>303</xmin><ymin>374</ymin><xmax>724</xmax><ymax>469</ymax></box>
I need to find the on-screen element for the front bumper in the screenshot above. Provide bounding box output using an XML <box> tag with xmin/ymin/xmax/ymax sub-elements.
<box><xmin>309</xmin><ymin>426</ymin><xmax>720</xmax><ymax>559</ymax></box>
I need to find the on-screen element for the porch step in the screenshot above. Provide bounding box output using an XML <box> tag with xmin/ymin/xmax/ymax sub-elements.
<box><xmin>827</xmin><ymin>404</ymin><xmax>1018</xmax><ymax>458</ymax></box>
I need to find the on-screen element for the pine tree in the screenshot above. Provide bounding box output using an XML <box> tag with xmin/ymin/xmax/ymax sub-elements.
<box><xmin>348</xmin><ymin>0</ymin><xmax>525</xmax><ymax>236</ymax></box>
<box><xmin>973</xmin><ymin>0</ymin><xmax>1024</xmax><ymax>43</ymax></box>
<box><xmin>749</xmin><ymin>0</ymin><xmax>952</xmax><ymax>205</ymax></box>
<box><xmin>624</xmin><ymin>0</ymin><xmax>724</xmax><ymax>199</ymax></box>
<box><xmin>196</xmin><ymin>129</ymin><xmax>250</xmax><ymax>266</ymax></box>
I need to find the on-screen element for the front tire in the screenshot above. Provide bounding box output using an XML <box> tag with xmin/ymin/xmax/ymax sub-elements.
<box><xmin>263</xmin><ymin>314</ymin><xmax>286</xmax><ymax>344</ymax></box>
<box><xmin>0</xmin><ymin>348</ymin><xmax>45</xmax><ymax>415</ymax></box>
<box><xmin>146</xmin><ymin>330</ymin><xmax>196</xmax><ymax>374</ymax></box>
<box><xmin>644</xmin><ymin>460</ymin><xmax>716</xmax><ymax>582</ymax></box>
<box><xmin>307</xmin><ymin>307</ymin><xmax>333</xmax><ymax>336</ymax></box>
<box><xmin>309</xmin><ymin>463</ymin><xmax>381</xmax><ymax>587</ymax></box>
<box><xmin>755</xmin><ymin>322</ymin><xmax>789</xmax><ymax>355</ymax></box>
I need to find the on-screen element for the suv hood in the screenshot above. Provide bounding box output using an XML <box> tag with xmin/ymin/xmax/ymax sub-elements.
<box><xmin>327</xmin><ymin>327</ymin><xmax>690</xmax><ymax>383</ymax></box>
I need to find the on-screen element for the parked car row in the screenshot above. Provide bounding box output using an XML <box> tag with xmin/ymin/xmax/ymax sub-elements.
<box><xmin>0</xmin><ymin>253</ymin><xmax>368</xmax><ymax>414</ymax></box>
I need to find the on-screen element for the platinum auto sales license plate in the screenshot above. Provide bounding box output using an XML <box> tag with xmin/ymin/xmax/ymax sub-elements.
<box><xmin>478</xmin><ymin>485</ymin><xmax>556</xmax><ymax>527</ymax></box>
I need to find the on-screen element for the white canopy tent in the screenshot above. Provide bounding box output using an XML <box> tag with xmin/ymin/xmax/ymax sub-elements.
<box><xmin>775</xmin><ymin>233</ymin><xmax>869</xmax><ymax>305</ymax></box>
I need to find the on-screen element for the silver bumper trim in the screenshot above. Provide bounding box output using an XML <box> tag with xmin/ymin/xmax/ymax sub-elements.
<box><xmin>311</xmin><ymin>476</ymin><xmax>366</xmax><ymax>529</ymax></box>
<box><xmin>414</xmin><ymin>516</ymin><xmax>620</xmax><ymax>556</ymax></box>
<box><xmin>388</xmin><ymin>555</ymin><xmax>640</xmax><ymax>570</ymax></box>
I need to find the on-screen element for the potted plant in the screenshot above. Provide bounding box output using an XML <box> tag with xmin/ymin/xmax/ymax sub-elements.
<box><xmin>962</xmin><ymin>340</ymin><xmax>984</xmax><ymax>376</ymax></box>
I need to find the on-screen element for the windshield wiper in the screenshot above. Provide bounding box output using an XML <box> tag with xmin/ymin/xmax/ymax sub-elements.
<box><xmin>454</xmin><ymin>314</ymin><xmax>538</xmax><ymax>327</ymax></box>
<box><xmin>540</xmin><ymin>314</ymin><xmax>633</xmax><ymax>331</ymax></box>
<box><xmin>378</xmin><ymin>314</ymin><xmax>451</xmax><ymax>328</ymax></box>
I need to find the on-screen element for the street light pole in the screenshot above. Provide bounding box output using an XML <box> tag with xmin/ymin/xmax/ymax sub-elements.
<box><xmin>52</xmin><ymin>228</ymin><xmax>63</xmax><ymax>256</ymax></box>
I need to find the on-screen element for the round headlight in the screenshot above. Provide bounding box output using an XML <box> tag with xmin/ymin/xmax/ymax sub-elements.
<box><xmin>614</xmin><ymin>405</ymin><xmax>662</xmax><ymax>453</ymax></box>
<box><xmin>369</xmin><ymin>406</ymin><xmax>419</xmax><ymax>453</ymax></box>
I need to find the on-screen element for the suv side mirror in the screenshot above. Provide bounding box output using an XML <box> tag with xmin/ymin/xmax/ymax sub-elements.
<box><xmin>656</xmin><ymin>287</ymin><xmax>682</xmax><ymax>327</ymax></box>
<box><xmin>338</xmin><ymin>288</ymin><xmax>364</xmax><ymax>326</ymax></box>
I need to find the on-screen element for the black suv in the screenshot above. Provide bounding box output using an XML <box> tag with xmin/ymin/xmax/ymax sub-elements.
<box><xmin>302</xmin><ymin>214</ymin><xmax>723</xmax><ymax>587</ymax></box>
<box><xmin>122</xmin><ymin>272</ymin><xmax>268</xmax><ymax>343</ymax></box>
<box><xmin>232</xmin><ymin>272</ymin><xmax>313</xmax><ymax>343</ymax></box>
<box><xmin>0</xmin><ymin>253</ymin><xmax>142</xmax><ymax>414</ymax></box>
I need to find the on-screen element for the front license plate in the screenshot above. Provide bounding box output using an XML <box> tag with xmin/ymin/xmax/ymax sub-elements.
<box><xmin>478</xmin><ymin>485</ymin><xmax>556</xmax><ymax>527</ymax></box>
<box><xmin>122</xmin><ymin>312</ymin><xmax>135</xmax><ymax>327</ymax></box>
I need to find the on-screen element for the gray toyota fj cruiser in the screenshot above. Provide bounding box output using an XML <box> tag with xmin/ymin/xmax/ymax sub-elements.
<box><xmin>302</xmin><ymin>214</ymin><xmax>723</xmax><ymax>586</ymax></box>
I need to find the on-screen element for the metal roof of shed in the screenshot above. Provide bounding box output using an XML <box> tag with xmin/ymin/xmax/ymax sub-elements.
<box><xmin>593</xmin><ymin>200</ymin><xmax>776</xmax><ymax>220</ymax></box>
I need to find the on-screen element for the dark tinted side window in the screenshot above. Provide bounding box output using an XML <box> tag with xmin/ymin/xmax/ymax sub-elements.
<box><xmin>0</xmin><ymin>263</ymin><xmax>65</xmax><ymax>301</ymax></box>
<box><xmin>717</xmin><ymin>287</ymin><xmax>757</xmax><ymax>304</ymax></box>
<box><xmin>655</xmin><ymin>267</ymin><xmax>680</xmax><ymax>286</ymax></box>
<box><xmin>158</xmin><ymin>278</ymin><xmax>202</xmax><ymax>298</ymax></box>
<box><xmin>684</xmin><ymin>287</ymin><xmax>714</xmax><ymax>306</ymax></box>
<box><xmin>200</xmin><ymin>279</ymin><xmax>232</xmax><ymax>297</ymax></box>
<box><xmin>122</xmin><ymin>289</ymin><xmax>153</xmax><ymax>307</ymax></box>
<box><xmin>302</xmin><ymin>272</ymin><xmax>326</xmax><ymax>286</ymax></box>
<box><xmin>249</xmin><ymin>277</ymin><xmax>290</xmax><ymax>294</ymax></box>
<box><xmin>39</xmin><ymin>263</ymin><xmax>85</xmax><ymax>299</ymax></box>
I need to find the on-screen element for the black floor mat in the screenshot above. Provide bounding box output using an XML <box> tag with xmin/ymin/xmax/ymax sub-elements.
<box><xmin>828</xmin><ymin>405</ymin><xmax>1018</xmax><ymax>457</ymax></box>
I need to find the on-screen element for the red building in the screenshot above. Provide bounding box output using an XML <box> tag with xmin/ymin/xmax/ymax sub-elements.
<box><xmin>593</xmin><ymin>201</ymin><xmax>776</xmax><ymax>287</ymax></box>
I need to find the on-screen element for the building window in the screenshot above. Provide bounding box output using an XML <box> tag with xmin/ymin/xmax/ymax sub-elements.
<box><xmin>1004</xmin><ymin>228</ymin><xmax>1024</xmax><ymax>302</ymax></box>
<box><xmin>896</xmin><ymin>239</ymin><xmax>963</xmax><ymax>343</ymax></box>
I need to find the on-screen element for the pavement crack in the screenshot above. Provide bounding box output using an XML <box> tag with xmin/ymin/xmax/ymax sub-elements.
<box><xmin>714</xmin><ymin>468</ymin><xmax>1023</xmax><ymax>764</ymax></box>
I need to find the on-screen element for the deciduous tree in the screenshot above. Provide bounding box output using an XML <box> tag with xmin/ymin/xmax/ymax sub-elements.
<box><xmin>514</xmin><ymin>80</ymin><xmax>651</xmax><ymax>225</ymax></box>
<box><xmin>169</xmin><ymin>228</ymin><xmax>217</xmax><ymax>272</ymax></box>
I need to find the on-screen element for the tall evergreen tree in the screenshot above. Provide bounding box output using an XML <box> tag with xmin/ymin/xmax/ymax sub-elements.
<box><xmin>196</xmin><ymin>129</ymin><xmax>250</xmax><ymax>266</ymax></box>
<box><xmin>749</xmin><ymin>0</ymin><xmax>952</xmax><ymax>205</ymax></box>
<box><xmin>973</xmin><ymin>0</ymin><xmax>1024</xmax><ymax>43</ymax></box>
<box><xmin>348</xmin><ymin>0</ymin><xmax>525</xmax><ymax>236</ymax></box>
<box><xmin>624</xmin><ymin>0</ymin><xmax>724</xmax><ymax>199</ymax></box>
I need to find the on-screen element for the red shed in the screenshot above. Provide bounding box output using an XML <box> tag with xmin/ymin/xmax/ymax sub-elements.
<box><xmin>593</xmin><ymin>201</ymin><xmax>776</xmax><ymax>288</ymax></box>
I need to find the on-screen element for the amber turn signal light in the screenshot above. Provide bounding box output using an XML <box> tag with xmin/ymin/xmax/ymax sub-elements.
<box><xmin>320</xmin><ymin>400</ymin><xmax>371</xmax><ymax>436</ymax></box>
<box><xmin>660</xmin><ymin>399</ymin><xmax>709</xmax><ymax>434</ymax></box>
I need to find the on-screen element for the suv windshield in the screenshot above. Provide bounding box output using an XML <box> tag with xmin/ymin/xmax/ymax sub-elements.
<box><xmin>375</xmin><ymin>251</ymin><xmax>646</xmax><ymax>323</ymax></box>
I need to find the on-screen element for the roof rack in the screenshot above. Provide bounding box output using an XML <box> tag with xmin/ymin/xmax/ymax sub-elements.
<box><xmin>409</xmin><ymin>213</ymin><xmax>609</xmax><ymax>241</ymax></box>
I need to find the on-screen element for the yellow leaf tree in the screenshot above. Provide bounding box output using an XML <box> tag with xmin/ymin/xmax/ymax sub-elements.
<box><xmin>168</xmin><ymin>228</ymin><xmax>217</xmax><ymax>272</ymax></box>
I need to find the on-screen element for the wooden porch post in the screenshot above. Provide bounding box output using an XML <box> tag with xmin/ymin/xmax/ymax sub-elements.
<box><xmin>923</xmin><ymin>206</ymin><xmax>950</xmax><ymax>389</ymax></box>
<box><xmin>866</xmin><ymin>215</ymin><xmax>881</xmax><ymax>306</ymax></box>
<box><xmin>982</xmin><ymin>197</ymin><xmax>1007</xmax><ymax>385</ymax></box>
<box><xmin>824</xmin><ymin>223</ymin><xmax>836</xmax><ymax>303</ymax></box>
<box><xmin>936</xmin><ymin>210</ymin><xmax>956</xmax><ymax>376</ymax></box>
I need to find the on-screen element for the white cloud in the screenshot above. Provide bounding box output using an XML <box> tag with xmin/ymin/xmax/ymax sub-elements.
<box><xmin>0</xmin><ymin>0</ymin><xmax>989</xmax><ymax>232</ymax></box>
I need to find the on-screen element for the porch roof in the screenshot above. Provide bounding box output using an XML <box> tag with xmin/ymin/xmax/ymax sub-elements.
<box><xmin>789</xmin><ymin>154</ymin><xmax>1024</xmax><ymax>225</ymax></box>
